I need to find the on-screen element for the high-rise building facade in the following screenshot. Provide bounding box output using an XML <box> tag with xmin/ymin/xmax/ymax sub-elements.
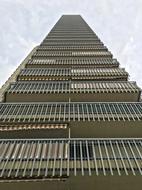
<box><xmin>0</xmin><ymin>15</ymin><xmax>142</xmax><ymax>189</ymax></box>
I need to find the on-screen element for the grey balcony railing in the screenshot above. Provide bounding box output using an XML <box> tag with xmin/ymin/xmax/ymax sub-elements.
<box><xmin>19</xmin><ymin>67</ymin><xmax>127</xmax><ymax>81</ymax></box>
<box><xmin>40</xmin><ymin>42</ymin><xmax>103</xmax><ymax>46</ymax></box>
<box><xmin>47</xmin><ymin>32</ymin><xmax>95</xmax><ymax>35</ymax></box>
<box><xmin>0</xmin><ymin>138</ymin><xmax>142</xmax><ymax>179</ymax></box>
<box><xmin>0</xmin><ymin>102</ymin><xmax>142</xmax><ymax>122</ymax></box>
<box><xmin>7</xmin><ymin>81</ymin><xmax>140</xmax><ymax>94</ymax></box>
<box><xmin>43</xmin><ymin>38</ymin><xmax>100</xmax><ymax>42</ymax></box>
<box><xmin>37</xmin><ymin>45</ymin><xmax>107</xmax><ymax>51</ymax></box>
<box><xmin>33</xmin><ymin>50</ymin><xmax>112</xmax><ymax>58</ymax></box>
<box><xmin>45</xmin><ymin>36</ymin><xmax>99</xmax><ymax>39</ymax></box>
<box><xmin>26</xmin><ymin>58</ymin><xmax>118</xmax><ymax>68</ymax></box>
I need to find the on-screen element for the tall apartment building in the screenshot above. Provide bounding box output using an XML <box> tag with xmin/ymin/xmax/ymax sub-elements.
<box><xmin>0</xmin><ymin>15</ymin><xmax>142</xmax><ymax>190</ymax></box>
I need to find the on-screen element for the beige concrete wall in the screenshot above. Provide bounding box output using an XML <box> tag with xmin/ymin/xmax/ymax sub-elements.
<box><xmin>0</xmin><ymin>120</ymin><xmax>142</xmax><ymax>138</ymax></box>
<box><xmin>70</xmin><ymin>120</ymin><xmax>142</xmax><ymax>138</ymax></box>
<box><xmin>0</xmin><ymin>175</ymin><xmax>142</xmax><ymax>190</ymax></box>
<box><xmin>5</xmin><ymin>92</ymin><xmax>140</xmax><ymax>102</ymax></box>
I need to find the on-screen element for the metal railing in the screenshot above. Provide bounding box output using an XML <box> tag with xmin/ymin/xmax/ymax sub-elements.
<box><xmin>37</xmin><ymin>45</ymin><xmax>106</xmax><ymax>51</ymax></box>
<box><xmin>19</xmin><ymin>67</ymin><xmax>127</xmax><ymax>79</ymax></box>
<box><xmin>26</xmin><ymin>58</ymin><xmax>118</xmax><ymax>67</ymax></box>
<box><xmin>0</xmin><ymin>138</ymin><xmax>142</xmax><ymax>178</ymax></box>
<box><xmin>33</xmin><ymin>51</ymin><xmax>112</xmax><ymax>58</ymax></box>
<box><xmin>0</xmin><ymin>102</ymin><xmax>142</xmax><ymax>122</ymax></box>
<box><xmin>7</xmin><ymin>81</ymin><xmax>139</xmax><ymax>94</ymax></box>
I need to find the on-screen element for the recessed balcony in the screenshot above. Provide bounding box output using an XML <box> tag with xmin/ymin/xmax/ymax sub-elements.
<box><xmin>32</xmin><ymin>50</ymin><xmax>112</xmax><ymax>58</ymax></box>
<box><xmin>18</xmin><ymin>67</ymin><xmax>128</xmax><ymax>81</ymax></box>
<box><xmin>0</xmin><ymin>138</ymin><xmax>141</xmax><ymax>180</ymax></box>
<box><xmin>26</xmin><ymin>58</ymin><xmax>119</xmax><ymax>68</ymax></box>
<box><xmin>0</xmin><ymin>102</ymin><xmax>142</xmax><ymax>138</ymax></box>
<box><xmin>5</xmin><ymin>81</ymin><xmax>141</xmax><ymax>102</ymax></box>
<box><xmin>37</xmin><ymin>45</ymin><xmax>107</xmax><ymax>51</ymax></box>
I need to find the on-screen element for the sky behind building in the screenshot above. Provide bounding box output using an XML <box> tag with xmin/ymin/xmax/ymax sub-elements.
<box><xmin>0</xmin><ymin>0</ymin><xmax>142</xmax><ymax>88</ymax></box>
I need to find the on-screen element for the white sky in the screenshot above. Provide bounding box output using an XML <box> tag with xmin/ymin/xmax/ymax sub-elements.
<box><xmin>0</xmin><ymin>0</ymin><xmax>142</xmax><ymax>88</ymax></box>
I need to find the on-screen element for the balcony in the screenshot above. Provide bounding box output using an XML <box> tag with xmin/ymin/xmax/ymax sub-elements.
<box><xmin>0</xmin><ymin>102</ymin><xmax>141</xmax><ymax>122</ymax></box>
<box><xmin>0</xmin><ymin>138</ymin><xmax>141</xmax><ymax>180</ymax></box>
<box><xmin>5</xmin><ymin>81</ymin><xmax>140</xmax><ymax>102</ymax></box>
<box><xmin>32</xmin><ymin>50</ymin><xmax>112</xmax><ymax>58</ymax></box>
<box><xmin>0</xmin><ymin>102</ymin><xmax>142</xmax><ymax>137</ymax></box>
<box><xmin>42</xmin><ymin>38</ymin><xmax>101</xmax><ymax>43</ymax></box>
<box><xmin>37</xmin><ymin>45</ymin><xmax>107</xmax><ymax>51</ymax></box>
<box><xmin>40</xmin><ymin>41</ymin><xmax>103</xmax><ymax>46</ymax></box>
<box><xmin>26</xmin><ymin>57</ymin><xmax>119</xmax><ymax>68</ymax></box>
<box><xmin>18</xmin><ymin>67</ymin><xmax>128</xmax><ymax>81</ymax></box>
<box><xmin>26</xmin><ymin>58</ymin><xmax>119</xmax><ymax>68</ymax></box>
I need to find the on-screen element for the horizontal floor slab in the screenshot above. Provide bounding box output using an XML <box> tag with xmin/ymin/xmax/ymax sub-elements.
<box><xmin>0</xmin><ymin>176</ymin><xmax>142</xmax><ymax>190</ymax></box>
<box><xmin>0</xmin><ymin>121</ymin><xmax>142</xmax><ymax>138</ymax></box>
<box><xmin>5</xmin><ymin>92</ymin><xmax>140</xmax><ymax>102</ymax></box>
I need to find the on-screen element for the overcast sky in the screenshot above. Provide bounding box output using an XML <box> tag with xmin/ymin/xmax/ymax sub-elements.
<box><xmin>0</xmin><ymin>0</ymin><xmax>142</xmax><ymax>88</ymax></box>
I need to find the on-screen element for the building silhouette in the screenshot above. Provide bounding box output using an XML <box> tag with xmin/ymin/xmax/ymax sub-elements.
<box><xmin>0</xmin><ymin>15</ymin><xmax>142</xmax><ymax>189</ymax></box>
